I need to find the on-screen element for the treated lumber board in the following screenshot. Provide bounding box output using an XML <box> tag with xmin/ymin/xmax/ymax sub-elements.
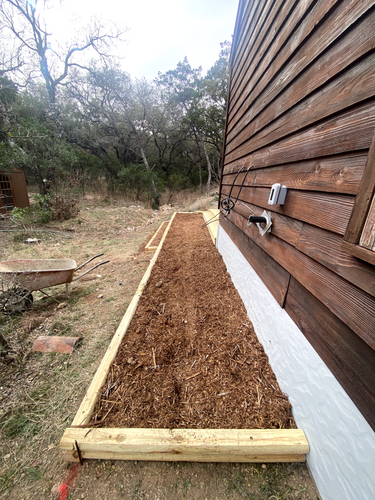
<box><xmin>225</xmin><ymin>100</ymin><xmax>375</xmax><ymax>167</ymax></box>
<box><xmin>202</xmin><ymin>211</ymin><xmax>219</xmax><ymax>245</ymax></box>
<box><xmin>341</xmin><ymin>240</ymin><xmax>375</xmax><ymax>266</ymax></box>
<box><xmin>222</xmin><ymin>154</ymin><xmax>367</xmax><ymax>194</ymax></box>
<box><xmin>285</xmin><ymin>278</ymin><xmax>375</xmax><ymax>432</ymax></box>
<box><xmin>71</xmin><ymin>212</ymin><xmax>177</xmax><ymax>427</ymax></box>
<box><xmin>227</xmin><ymin>48</ymin><xmax>375</xmax><ymax>155</ymax></box>
<box><xmin>61</xmin><ymin>428</ymin><xmax>308</xmax><ymax>463</ymax></box>
<box><xmin>344</xmin><ymin>130</ymin><xmax>375</xmax><ymax>244</ymax></box>
<box><xmin>226</xmin><ymin>210</ymin><xmax>375</xmax><ymax>349</ymax></box>
<box><xmin>220</xmin><ymin>186</ymin><xmax>354</xmax><ymax>236</ymax></box>
<box><xmin>360</xmin><ymin>194</ymin><xmax>375</xmax><ymax>249</ymax></box>
<box><xmin>64</xmin><ymin>450</ymin><xmax>306</xmax><ymax>463</ymax></box>
<box><xmin>220</xmin><ymin>216</ymin><xmax>290</xmax><ymax>307</ymax></box>
<box><xmin>228</xmin><ymin>0</ymin><xmax>372</xmax><ymax>134</ymax></box>
<box><xmin>227</xmin><ymin>0</ymin><xmax>340</xmax><ymax>128</ymax></box>
<box><xmin>145</xmin><ymin>220</ymin><xmax>169</xmax><ymax>252</ymax></box>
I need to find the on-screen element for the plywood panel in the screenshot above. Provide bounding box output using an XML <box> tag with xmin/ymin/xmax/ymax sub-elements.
<box><xmin>285</xmin><ymin>278</ymin><xmax>375</xmax><ymax>431</ymax></box>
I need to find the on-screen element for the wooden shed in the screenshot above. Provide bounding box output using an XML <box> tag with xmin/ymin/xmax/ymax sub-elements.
<box><xmin>217</xmin><ymin>1</ymin><xmax>375</xmax><ymax>499</ymax></box>
<box><xmin>0</xmin><ymin>170</ymin><xmax>29</xmax><ymax>214</ymax></box>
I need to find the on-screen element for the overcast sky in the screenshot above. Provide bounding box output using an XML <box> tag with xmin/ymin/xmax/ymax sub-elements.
<box><xmin>44</xmin><ymin>0</ymin><xmax>239</xmax><ymax>80</ymax></box>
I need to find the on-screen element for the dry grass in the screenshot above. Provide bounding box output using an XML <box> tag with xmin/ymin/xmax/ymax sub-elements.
<box><xmin>0</xmin><ymin>191</ymin><xmax>318</xmax><ymax>500</ymax></box>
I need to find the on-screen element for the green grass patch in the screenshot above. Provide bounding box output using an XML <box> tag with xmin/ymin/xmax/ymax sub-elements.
<box><xmin>1</xmin><ymin>410</ymin><xmax>41</xmax><ymax>439</ymax></box>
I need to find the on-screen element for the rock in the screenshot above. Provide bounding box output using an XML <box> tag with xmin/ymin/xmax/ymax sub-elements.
<box><xmin>97</xmin><ymin>294</ymin><xmax>103</xmax><ymax>299</ymax></box>
<box><xmin>155</xmin><ymin>281</ymin><xmax>163</xmax><ymax>288</ymax></box>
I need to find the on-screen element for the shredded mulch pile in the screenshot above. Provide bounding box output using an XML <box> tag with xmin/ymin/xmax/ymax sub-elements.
<box><xmin>92</xmin><ymin>213</ymin><xmax>295</xmax><ymax>429</ymax></box>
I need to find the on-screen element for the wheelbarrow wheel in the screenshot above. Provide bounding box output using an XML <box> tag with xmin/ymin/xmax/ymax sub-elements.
<box><xmin>0</xmin><ymin>287</ymin><xmax>33</xmax><ymax>314</ymax></box>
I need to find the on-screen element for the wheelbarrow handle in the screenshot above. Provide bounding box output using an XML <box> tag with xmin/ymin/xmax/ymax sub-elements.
<box><xmin>75</xmin><ymin>253</ymin><xmax>104</xmax><ymax>272</ymax></box>
<box><xmin>72</xmin><ymin>260</ymin><xmax>110</xmax><ymax>281</ymax></box>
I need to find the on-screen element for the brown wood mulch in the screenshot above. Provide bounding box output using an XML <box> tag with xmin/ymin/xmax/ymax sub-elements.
<box><xmin>91</xmin><ymin>213</ymin><xmax>295</xmax><ymax>430</ymax></box>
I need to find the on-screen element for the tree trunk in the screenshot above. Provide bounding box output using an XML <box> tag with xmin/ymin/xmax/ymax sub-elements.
<box><xmin>199</xmin><ymin>158</ymin><xmax>203</xmax><ymax>196</ymax></box>
<box><xmin>140</xmin><ymin>147</ymin><xmax>160</xmax><ymax>208</ymax></box>
<box><xmin>201</xmin><ymin>137</ymin><xmax>212</xmax><ymax>197</ymax></box>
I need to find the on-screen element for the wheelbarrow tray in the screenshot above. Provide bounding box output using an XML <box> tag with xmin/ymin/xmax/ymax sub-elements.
<box><xmin>0</xmin><ymin>259</ymin><xmax>77</xmax><ymax>292</ymax></box>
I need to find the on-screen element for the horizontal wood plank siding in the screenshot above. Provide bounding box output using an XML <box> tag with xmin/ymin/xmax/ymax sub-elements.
<box><xmin>285</xmin><ymin>278</ymin><xmax>375</xmax><ymax>432</ymax></box>
<box><xmin>220</xmin><ymin>0</ymin><xmax>375</xmax><ymax>430</ymax></box>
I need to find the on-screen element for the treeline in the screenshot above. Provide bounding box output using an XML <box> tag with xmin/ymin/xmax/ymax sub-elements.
<box><xmin>0</xmin><ymin>1</ymin><xmax>230</xmax><ymax>207</ymax></box>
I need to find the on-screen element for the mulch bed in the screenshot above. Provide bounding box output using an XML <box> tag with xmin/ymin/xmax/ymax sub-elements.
<box><xmin>147</xmin><ymin>221</ymin><xmax>168</xmax><ymax>248</ymax></box>
<box><xmin>91</xmin><ymin>213</ymin><xmax>295</xmax><ymax>430</ymax></box>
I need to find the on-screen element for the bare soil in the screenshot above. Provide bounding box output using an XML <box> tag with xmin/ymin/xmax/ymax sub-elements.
<box><xmin>93</xmin><ymin>214</ymin><xmax>294</xmax><ymax>430</ymax></box>
<box><xmin>0</xmin><ymin>194</ymin><xmax>320</xmax><ymax>500</ymax></box>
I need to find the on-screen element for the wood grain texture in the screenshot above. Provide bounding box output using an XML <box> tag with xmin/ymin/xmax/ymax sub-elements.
<box><xmin>360</xmin><ymin>194</ymin><xmax>375</xmax><ymax>249</ymax></box>
<box><xmin>231</xmin><ymin>0</ymin><xmax>272</xmax><ymax>92</ymax></box>
<box><xmin>225</xmin><ymin>210</ymin><xmax>375</xmax><ymax>349</ymax></box>
<box><xmin>220</xmin><ymin>216</ymin><xmax>290</xmax><ymax>307</ymax></box>
<box><xmin>227</xmin><ymin>49</ymin><xmax>375</xmax><ymax>155</ymax></box>
<box><xmin>227</xmin><ymin>0</ymin><xmax>342</xmax><ymax>128</ymax></box>
<box><xmin>222</xmin><ymin>154</ymin><xmax>367</xmax><ymax>194</ymax></box>
<box><xmin>296</xmin><ymin>224</ymin><xmax>375</xmax><ymax>297</ymax></box>
<box><xmin>232</xmin><ymin>202</ymin><xmax>303</xmax><ymax>246</ymax></box>
<box><xmin>231</xmin><ymin>201</ymin><xmax>375</xmax><ymax>298</ymax></box>
<box><xmin>344</xmin><ymin>130</ymin><xmax>375</xmax><ymax>244</ymax></box>
<box><xmin>61</xmin><ymin>427</ymin><xmax>309</xmax><ymax>463</ymax></box>
<box><xmin>220</xmin><ymin>186</ymin><xmax>354</xmax><ymax>235</ymax></box>
<box><xmin>230</xmin><ymin>0</ymin><xmax>296</xmax><ymax>101</ymax></box>
<box><xmin>225</xmin><ymin>100</ymin><xmax>375</xmax><ymax>167</ymax></box>
<box><xmin>285</xmin><ymin>278</ymin><xmax>375</xmax><ymax>432</ymax></box>
<box><xmin>231</xmin><ymin>0</ymin><xmax>266</xmax><ymax>81</ymax></box>
<box><xmin>341</xmin><ymin>240</ymin><xmax>375</xmax><ymax>266</ymax></box>
<box><xmin>228</xmin><ymin>0</ymin><xmax>373</xmax><ymax>136</ymax></box>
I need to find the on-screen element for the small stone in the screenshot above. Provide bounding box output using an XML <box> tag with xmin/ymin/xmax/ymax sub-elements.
<box><xmin>57</xmin><ymin>302</ymin><xmax>67</xmax><ymax>309</ymax></box>
<box><xmin>262</xmin><ymin>464</ymin><xmax>267</xmax><ymax>469</ymax></box>
<box><xmin>97</xmin><ymin>294</ymin><xmax>103</xmax><ymax>299</ymax></box>
<box><xmin>155</xmin><ymin>281</ymin><xmax>163</xmax><ymax>288</ymax></box>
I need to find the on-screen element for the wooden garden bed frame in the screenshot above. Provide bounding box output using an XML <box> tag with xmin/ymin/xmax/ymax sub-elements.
<box><xmin>60</xmin><ymin>212</ymin><xmax>309</xmax><ymax>463</ymax></box>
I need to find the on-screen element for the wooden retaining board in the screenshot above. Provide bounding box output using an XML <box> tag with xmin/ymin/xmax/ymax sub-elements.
<box><xmin>60</xmin><ymin>212</ymin><xmax>309</xmax><ymax>463</ymax></box>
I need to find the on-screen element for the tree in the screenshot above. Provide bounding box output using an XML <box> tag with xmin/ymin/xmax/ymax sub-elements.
<box><xmin>0</xmin><ymin>0</ymin><xmax>127</xmax><ymax>104</ymax></box>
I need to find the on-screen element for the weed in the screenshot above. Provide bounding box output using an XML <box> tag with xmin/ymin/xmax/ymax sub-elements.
<box><xmin>182</xmin><ymin>479</ymin><xmax>192</xmax><ymax>496</ymax></box>
<box><xmin>1</xmin><ymin>411</ymin><xmax>41</xmax><ymax>439</ymax></box>
<box><xmin>50</xmin><ymin>321</ymin><xmax>72</xmax><ymax>335</ymax></box>
<box><xmin>26</xmin><ymin>466</ymin><xmax>46</xmax><ymax>482</ymax></box>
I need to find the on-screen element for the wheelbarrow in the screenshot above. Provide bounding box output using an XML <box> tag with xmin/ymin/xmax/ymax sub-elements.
<box><xmin>0</xmin><ymin>253</ymin><xmax>109</xmax><ymax>312</ymax></box>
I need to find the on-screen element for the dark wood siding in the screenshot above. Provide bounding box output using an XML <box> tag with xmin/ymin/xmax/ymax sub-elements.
<box><xmin>219</xmin><ymin>0</ymin><xmax>375</xmax><ymax>430</ymax></box>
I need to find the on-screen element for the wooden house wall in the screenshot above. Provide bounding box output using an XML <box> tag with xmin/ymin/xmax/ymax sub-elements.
<box><xmin>219</xmin><ymin>0</ymin><xmax>375</xmax><ymax>431</ymax></box>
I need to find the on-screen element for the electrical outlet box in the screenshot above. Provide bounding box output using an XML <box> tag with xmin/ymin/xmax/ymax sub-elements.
<box><xmin>268</xmin><ymin>183</ymin><xmax>288</xmax><ymax>205</ymax></box>
<box><xmin>268</xmin><ymin>183</ymin><xmax>280</xmax><ymax>205</ymax></box>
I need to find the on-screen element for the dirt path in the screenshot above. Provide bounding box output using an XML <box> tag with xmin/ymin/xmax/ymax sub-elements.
<box><xmin>0</xmin><ymin>197</ymin><xmax>319</xmax><ymax>500</ymax></box>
